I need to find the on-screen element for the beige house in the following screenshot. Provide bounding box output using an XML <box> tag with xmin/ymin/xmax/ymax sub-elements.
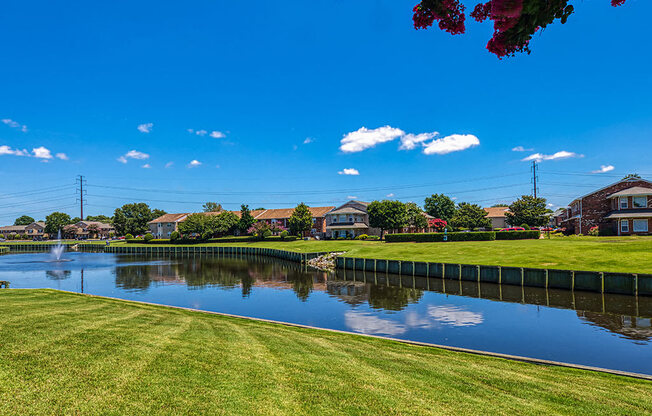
<box><xmin>0</xmin><ymin>225</ymin><xmax>28</xmax><ymax>237</ymax></box>
<box><xmin>148</xmin><ymin>213</ymin><xmax>189</xmax><ymax>238</ymax></box>
<box><xmin>25</xmin><ymin>222</ymin><xmax>46</xmax><ymax>239</ymax></box>
<box><xmin>484</xmin><ymin>206</ymin><xmax>510</xmax><ymax>229</ymax></box>
<box><xmin>325</xmin><ymin>201</ymin><xmax>381</xmax><ymax>238</ymax></box>
<box><xmin>74</xmin><ymin>221</ymin><xmax>115</xmax><ymax>239</ymax></box>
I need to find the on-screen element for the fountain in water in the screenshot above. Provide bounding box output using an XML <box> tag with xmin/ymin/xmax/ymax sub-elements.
<box><xmin>50</xmin><ymin>229</ymin><xmax>66</xmax><ymax>261</ymax></box>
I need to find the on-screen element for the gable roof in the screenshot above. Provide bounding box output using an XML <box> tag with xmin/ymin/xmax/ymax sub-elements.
<box><xmin>568</xmin><ymin>178</ymin><xmax>652</xmax><ymax>205</ymax></box>
<box><xmin>607</xmin><ymin>186</ymin><xmax>652</xmax><ymax>198</ymax></box>
<box><xmin>484</xmin><ymin>207</ymin><xmax>510</xmax><ymax>218</ymax></box>
<box><xmin>254</xmin><ymin>206</ymin><xmax>334</xmax><ymax>220</ymax></box>
<box><xmin>148</xmin><ymin>213</ymin><xmax>189</xmax><ymax>224</ymax></box>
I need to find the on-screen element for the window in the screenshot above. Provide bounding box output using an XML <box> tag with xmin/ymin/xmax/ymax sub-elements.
<box><xmin>633</xmin><ymin>219</ymin><xmax>648</xmax><ymax>233</ymax></box>
<box><xmin>312</xmin><ymin>218</ymin><xmax>316</xmax><ymax>223</ymax></box>
<box><xmin>619</xmin><ymin>197</ymin><xmax>628</xmax><ymax>209</ymax></box>
<box><xmin>633</xmin><ymin>196</ymin><xmax>647</xmax><ymax>208</ymax></box>
<box><xmin>621</xmin><ymin>220</ymin><xmax>629</xmax><ymax>233</ymax></box>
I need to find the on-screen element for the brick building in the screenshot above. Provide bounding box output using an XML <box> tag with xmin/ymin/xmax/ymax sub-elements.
<box><xmin>560</xmin><ymin>177</ymin><xmax>652</xmax><ymax>235</ymax></box>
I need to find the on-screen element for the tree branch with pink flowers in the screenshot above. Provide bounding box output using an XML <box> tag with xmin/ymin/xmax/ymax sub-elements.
<box><xmin>413</xmin><ymin>0</ymin><xmax>628</xmax><ymax>58</ymax></box>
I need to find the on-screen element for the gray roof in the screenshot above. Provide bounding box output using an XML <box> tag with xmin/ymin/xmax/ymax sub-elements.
<box><xmin>607</xmin><ymin>186</ymin><xmax>652</xmax><ymax>198</ymax></box>
<box><xmin>604</xmin><ymin>210</ymin><xmax>652</xmax><ymax>219</ymax></box>
<box><xmin>328</xmin><ymin>207</ymin><xmax>366</xmax><ymax>215</ymax></box>
<box><xmin>327</xmin><ymin>223</ymin><xmax>369</xmax><ymax>230</ymax></box>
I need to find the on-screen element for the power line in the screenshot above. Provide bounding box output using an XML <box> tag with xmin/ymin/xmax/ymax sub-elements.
<box><xmin>86</xmin><ymin>172</ymin><xmax>527</xmax><ymax>196</ymax></box>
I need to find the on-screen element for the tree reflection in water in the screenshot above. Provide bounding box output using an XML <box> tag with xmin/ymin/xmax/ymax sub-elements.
<box><xmin>112</xmin><ymin>255</ymin><xmax>325</xmax><ymax>300</ymax></box>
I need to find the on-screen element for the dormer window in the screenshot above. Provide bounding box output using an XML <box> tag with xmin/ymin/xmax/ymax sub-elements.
<box><xmin>619</xmin><ymin>197</ymin><xmax>628</xmax><ymax>210</ymax></box>
<box><xmin>633</xmin><ymin>196</ymin><xmax>647</xmax><ymax>208</ymax></box>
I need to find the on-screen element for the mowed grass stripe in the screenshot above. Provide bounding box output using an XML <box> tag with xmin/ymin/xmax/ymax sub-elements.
<box><xmin>0</xmin><ymin>289</ymin><xmax>650</xmax><ymax>415</ymax></box>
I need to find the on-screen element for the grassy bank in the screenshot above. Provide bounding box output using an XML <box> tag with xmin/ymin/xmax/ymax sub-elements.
<box><xmin>0</xmin><ymin>290</ymin><xmax>650</xmax><ymax>415</ymax></box>
<box><xmin>111</xmin><ymin>236</ymin><xmax>652</xmax><ymax>273</ymax></box>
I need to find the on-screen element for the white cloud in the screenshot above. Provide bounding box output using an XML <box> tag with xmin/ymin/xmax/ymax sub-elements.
<box><xmin>210</xmin><ymin>131</ymin><xmax>225</xmax><ymax>139</ymax></box>
<box><xmin>428</xmin><ymin>305</ymin><xmax>484</xmax><ymax>327</ymax></box>
<box><xmin>591</xmin><ymin>165</ymin><xmax>615</xmax><ymax>174</ymax></box>
<box><xmin>165</xmin><ymin>161</ymin><xmax>174</xmax><ymax>168</ymax></box>
<box><xmin>303</xmin><ymin>137</ymin><xmax>313</xmax><ymax>144</ymax></box>
<box><xmin>422</xmin><ymin>134</ymin><xmax>480</xmax><ymax>155</ymax></box>
<box><xmin>188</xmin><ymin>159</ymin><xmax>202</xmax><ymax>168</ymax></box>
<box><xmin>344</xmin><ymin>311</ymin><xmax>406</xmax><ymax>336</ymax></box>
<box><xmin>55</xmin><ymin>153</ymin><xmax>68</xmax><ymax>160</ymax></box>
<box><xmin>522</xmin><ymin>151</ymin><xmax>583</xmax><ymax>162</ymax></box>
<box><xmin>399</xmin><ymin>132</ymin><xmax>438</xmax><ymax>150</ymax></box>
<box><xmin>117</xmin><ymin>149</ymin><xmax>150</xmax><ymax>164</ymax></box>
<box><xmin>339</xmin><ymin>126</ymin><xmax>479</xmax><ymax>156</ymax></box>
<box><xmin>1</xmin><ymin>118</ymin><xmax>27</xmax><ymax>132</ymax></box>
<box><xmin>338</xmin><ymin>168</ymin><xmax>360</xmax><ymax>176</ymax></box>
<box><xmin>386</xmin><ymin>193</ymin><xmax>395</xmax><ymax>197</ymax></box>
<box><xmin>0</xmin><ymin>145</ymin><xmax>29</xmax><ymax>156</ymax></box>
<box><xmin>340</xmin><ymin>126</ymin><xmax>405</xmax><ymax>153</ymax></box>
<box><xmin>142</xmin><ymin>163</ymin><xmax>151</xmax><ymax>169</ymax></box>
<box><xmin>32</xmin><ymin>146</ymin><xmax>53</xmax><ymax>159</ymax></box>
<box><xmin>195</xmin><ymin>129</ymin><xmax>208</xmax><ymax>136</ymax></box>
<box><xmin>512</xmin><ymin>146</ymin><xmax>533</xmax><ymax>152</ymax></box>
<box><xmin>347</xmin><ymin>196</ymin><xmax>358</xmax><ymax>199</ymax></box>
<box><xmin>137</xmin><ymin>123</ymin><xmax>153</xmax><ymax>133</ymax></box>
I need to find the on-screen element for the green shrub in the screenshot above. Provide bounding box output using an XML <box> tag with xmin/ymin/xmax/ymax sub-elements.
<box><xmin>520</xmin><ymin>224</ymin><xmax>531</xmax><ymax>230</ymax></box>
<box><xmin>280</xmin><ymin>230</ymin><xmax>289</xmax><ymax>240</ymax></box>
<box><xmin>365</xmin><ymin>235</ymin><xmax>381</xmax><ymax>241</ymax></box>
<box><xmin>263</xmin><ymin>229</ymin><xmax>272</xmax><ymax>238</ymax></box>
<box><xmin>0</xmin><ymin>234</ymin><xmax>4</xmax><ymax>239</ymax></box>
<box><xmin>170</xmin><ymin>231</ymin><xmax>180</xmax><ymax>241</ymax></box>
<box><xmin>385</xmin><ymin>231</ymin><xmax>496</xmax><ymax>243</ymax></box>
<box><xmin>144</xmin><ymin>233</ymin><xmax>154</xmax><ymax>242</ymax></box>
<box><xmin>495</xmin><ymin>230</ymin><xmax>540</xmax><ymax>240</ymax></box>
<box><xmin>125</xmin><ymin>233</ymin><xmax>134</xmax><ymax>240</ymax></box>
<box><xmin>588</xmin><ymin>226</ymin><xmax>599</xmax><ymax>237</ymax></box>
<box><xmin>355</xmin><ymin>234</ymin><xmax>369</xmax><ymax>240</ymax></box>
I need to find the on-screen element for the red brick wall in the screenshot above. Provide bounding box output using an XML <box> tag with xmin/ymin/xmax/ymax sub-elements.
<box><xmin>575</xmin><ymin>180</ymin><xmax>651</xmax><ymax>234</ymax></box>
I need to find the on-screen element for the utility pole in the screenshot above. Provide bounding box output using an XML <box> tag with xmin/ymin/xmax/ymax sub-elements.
<box><xmin>76</xmin><ymin>175</ymin><xmax>87</xmax><ymax>220</ymax></box>
<box><xmin>531</xmin><ymin>160</ymin><xmax>539</xmax><ymax>198</ymax></box>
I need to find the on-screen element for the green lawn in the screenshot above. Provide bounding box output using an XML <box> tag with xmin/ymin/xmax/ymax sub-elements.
<box><xmin>112</xmin><ymin>236</ymin><xmax>652</xmax><ymax>273</ymax></box>
<box><xmin>0</xmin><ymin>290</ymin><xmax>650</xmax><ymax>415</ymax></box>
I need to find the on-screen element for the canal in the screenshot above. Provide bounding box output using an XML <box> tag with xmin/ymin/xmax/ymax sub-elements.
<box><xmin>1</xmin><ymin>251</ymin><xmax>650</xmax><ymax>375</ymax></box>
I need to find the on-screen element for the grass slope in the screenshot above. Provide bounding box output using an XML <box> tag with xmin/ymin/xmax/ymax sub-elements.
<box><xmin>112</xmin><ymin>236</ymin><xmax>652</xmax><ymax>273</ymax></box>
<box><xmin>0</xmin><ymin>290</ymin><xmax>650</xmax><ymax>415</ymax></box>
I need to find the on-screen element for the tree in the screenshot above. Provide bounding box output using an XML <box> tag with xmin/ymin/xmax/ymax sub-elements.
<box><xmin>14</xmin><ymin>215</ymin><xmax>35</xmax><ymax>226</ymax></box>
<box><xmin>490</xmin><ymin>204</ymin><xmax>509</xmax><ymax>208</ymax></box>
<box><xmin>248</xmin><ymin>221</ymin><xmax>285</xmax><ymax>240</ymax></box>
<box><xmin>505</xmin><ymin>195</ymin><xmax>552</xmax><ymax>227</ymax></box>
<box><xmin>151</xmin><ymin>209</ymin><xmax>167</xmax><ymax>219</ymax></box>
<box><xmin>210</xmin><ymin>211</ymin><xmax>239</xmax><ymax>236</ymax></box>
<box><xmin>62</xmin><ymin>224</ymin><xmax>78</xmax><ymax>239</ymax></box>
<box><xmin>424</xmin><ymin>194</ymin><xmax>456</xmax><ymax>222</ymax></box>
<box><xmin>86</xmin><ymin>215</ymin><xmax>111</xmax><ymax>223</ymax></box>
<box><xmin>623</xmin><ymin>173</ymin><xmax>641</xmax><ymax>180</ymax></box>
<box><xmin>288</xmin><ymin>203</ymin><xmax>313</xmax><ymax>236</ymax></box>
<box><xmin>413</xmin><ymin>0</ymin><xmax>628</xmax><ymax>59</ymax></box>
<box><xmin>86</xmin><ymin>223</ymin><xmax>101</xmax><ymax>239</ymax></box>
<box><xmin>45</xmin><ymin>212</ymin><xmax>72</xmax><ymax>236</ymax></box>
<box><xmin>368</xmin><ymin>200</ymin><xmax>408</xmax><ymax>239</ymax></box>
<box><xmin>450</xmin><ymin>203</ymin><xmax>491</xmax><ymax>229</ymax></box>
<box><xmin>405</xmin><ymin>202</ymin><xmax>428</xmax><ymax>229</ymax></box>
<box><xmin>428</xmin><ymin>218</ymin><xmax>447</xmax><ymax>232</ymax></box>
<box><xmin>112</xmin><ymin>203</ymin><xmax>164</xmax><ymax>236</ymax></box>
<box><xmin>238</xmin><ymin>204</ymin><xmax>256</xmax><ymax>234</ymax></box>
<box><xmin>202</xmin><ymin>202</ymin><xmax>222</xmax><ymax>212</ymax></box>
<box><xmin>71</xmin><ymin>217</ymin><xmax>81</xmax><ymax>224</ymax></box>
<box><xmin>178</xmin><ymin>213</ymin><xmax>207</xmax><ymax>237</ymax></box>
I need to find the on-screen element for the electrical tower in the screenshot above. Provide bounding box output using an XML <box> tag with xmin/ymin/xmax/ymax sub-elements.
<box><xmin>76</xmin><ymin>175</ymin><xmax>87</xmax><ymax>220</ymax></box>
<box><xmin>531</xmin><ymin>161</ymin><xmax>539</xmax><ymax>198</ymax></box>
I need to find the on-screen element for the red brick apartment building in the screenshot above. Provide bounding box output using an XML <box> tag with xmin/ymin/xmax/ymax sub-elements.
<box><xmin>560</xmin><ymin>178</ymin><xmax>652</xmax><ymax>235</ymax></box>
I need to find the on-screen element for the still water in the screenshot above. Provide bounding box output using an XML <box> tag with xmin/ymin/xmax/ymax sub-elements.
<box><xmin>1</xmin><ymin>252</ymin><xmax>651</xmax><ymax>375</ymax></box>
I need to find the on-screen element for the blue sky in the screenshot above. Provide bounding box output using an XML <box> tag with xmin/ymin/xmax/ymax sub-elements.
<box><xmin>1</xmin><ymin>0</ymin><xmax>650</xmax><ymax>222</ymax></box>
